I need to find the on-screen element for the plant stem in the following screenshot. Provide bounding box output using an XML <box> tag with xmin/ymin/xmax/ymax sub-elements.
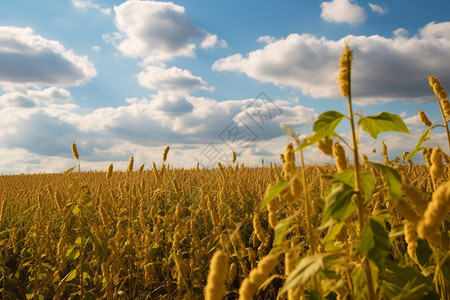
<box><xmin>345</xmin><ymin>50</ymin><xmax>376</xmax><ymax>300</ymax></box>
<box><xmin>435</xmin><ymin>95</ymin><xmax>450</xmax><ymax>153</ymax></box>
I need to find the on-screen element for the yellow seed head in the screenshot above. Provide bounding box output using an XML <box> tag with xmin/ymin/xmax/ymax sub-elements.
<box><xmin>429</xmin><ymin>75</ymin><xmax>448</xmax><ymax>100</ymax></box>
<box><xmin>418</xmin><ymin>110</ymin><xmax>432</xmax><ymax>127</ymax></box>
<box><xmin>404</xmin><ymin>223</ymin><xmax>418</xmax><ymax>259</ymax></box>
<box><xmin>442</xmin><ymin>99</ymin><xmax>450</xmax><ymax>117</ymax></box>
<box><xmin>382</xmin><ymin>140</ymin><xmax>389</xmax><ymax>165</ymax></box>
<box><xmin>163</xmin><ymin>146</ymin><xmax>170</xmax><ymax>162</ymax></box>
<box><xmin>204</xmin><ymin>250</ymin><xmax>229</xmax><ymax>300</ymax></box>
<box><xmin>417</xmin><ymin>181</ymin><xmax>450</xmax><ymax>242</ymax></box>
<box><xmin>337</xmin><ymin>44</ymin><xmax>353</xmax><ymax>98</ymax></box>
<box><xmin>138</xmin><ymin>163</ymin><xmax>145</xmax><ymax>173</ymax></box>
<box><xmin>430</xmin><ymin>147</ymin><xmax>444</xmax><ymax>181</ymax></box>
<box><xmin>227</xmin><ymin>262</ymin><xmax>237</xmax><ymax>285</ymax></box>
<box><xmin>257</xmin><ymin>254</ymin><xmax>278</xmax><ymax>275</ymax></box>
<box><xmin>127</xmin><ymin>156</ymin><xmax>134</xmax><ymax>173</ymax></box>
<box><xmin>232</xmin><ymin>151</ymin><xmax>237</xmax><ymax>164</ymax></box>
<box><xmin>239</xmin><ymin>278</ymin><xmax>258</xmax><ymax>300</ymax></box>
<box><xmin>333</xmin><ymin>142</ymin><xmax>348</xmax><ymax>173</ymax></box>
<box><xmin>106</xmin><ymin>163</ymin><xmax>113</xmax><ymax>179</ymax></box>
<box><xmin>283</xmin><ymin>143</ymin><xmax>296</xmax><ymax>179</ymax></box>
<box><xmin>71</xmin><ymin>142</ymin><xmax>79</xmax><ymax>160</ymax></box>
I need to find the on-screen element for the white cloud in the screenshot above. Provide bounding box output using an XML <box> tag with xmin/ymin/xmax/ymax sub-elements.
<box><xmin>137</xmin><ymin>66</ymin><xmax>211</xmax><ymax>92</ymax></box>
<box><xmin>0</xmin><ymin>87</ymin><xmax>72</xmax><ymax>108</ymax></box>
<box><xmin>0</xmin><ymin>26</ymin><xmax>96</xmax><ymax>87</ymax></box>
<box><xmin>368</xmin><ymin>3</ymin><xmax>388</xmax><ymax>15</ymax></box>
<box><xmin>0</xmin><ymin>87</ymin><xmax>317</xmax><ymax>173</ymax></box>
<box><xmin>320</xmin><ymin>0</ymin><xmax>366</xmax><ymax>25</ymax></box>
<box><xmin>257</xmin><ymin>36</ymin><xmax>276</xmax><ymax>44</ymax></box>
<box><xmin>109</xmin><ymin>0</ymin><xmax>204</xmax><ymax>64</ymax></box>
<box><xmin>201</xmin><ymin>33</ymin><xmax>227</xmax><ymax>49</ymax></box>
<box><xmin>213</xmin><ymin>21</ymin><xmax>450</xmax><ymax>104</ymax></box>
<box><xmin>71</xmin><ymin>0</ymin><xmax>111</xmax><ymax>15</ymax></box>
<box><xmin>92</xmin><ymin>45</ymin><xmax>101</xmax><ymax>52</ymax></box>
<box><xmin>404</xmin><ymin>115</ymin><xmax>421</xmax><ymax>126</ymax></box>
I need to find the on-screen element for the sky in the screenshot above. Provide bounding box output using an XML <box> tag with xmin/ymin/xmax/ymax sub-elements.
<box><xmin>1</xmin><ymin>0</ymin><xmax>450</xmax><ymax>174</ymax></box>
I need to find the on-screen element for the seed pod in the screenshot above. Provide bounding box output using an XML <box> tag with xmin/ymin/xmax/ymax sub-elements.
<box><xmin>106</xmin><ymin>163</ymin><xmax>113</xmax><ymax>179</ymax></box>
<box><xmin>418</xmin><ymin>110</ymin><xmax>432</xmax><ymax>127</ymax></box>
<box><xmin>429</xmin><ymin>75</ymin><xmax>448</xmax><ymax>100</ymax></box>
<box><xmin>404</xmin><ymin>223</ymin><xmax>418</xmax><ymax>259</ymax></box>
<box><xmin>127</xmin><ymin>156</ymin><xmax>134</xmax><ymax>173</ymax></box>
<box><xmin>430</xmin><ymin>147</ymin><xmax>444</xmax><ymax>181</ymax></box>
<box><xmin>71</xmin><ymin>142</ymin><xmax>79</xmax><ymax>160</ymax></box>
<box><xmin>283</xmin><ymin>143</ymin><xmax>296</xmax><ymax>179</ymax></box>
<box><xmin>204</xmin><ymin>250</ymin><xmax>229</xmax><ymax>300</ymax></box>
<box><xmin>442</xmin><ymin>99</ymin><xmax>450</xmax><ymax>117</ymax></box>
<box><xmin>227</xmin><ymin>262</ymin><xmax>237</xmax><ymax>285</ymax></box>
<box><xmin>382</xmin><ymin>140</ymin><xmax>389</xmax><ymax>165</ymax></box>
<box><xmin>417</xmin><ymin>181</ymin><xmax>450</xmax><ymax>243</ymax></box>
<box><xmin>163</xmin><ymin>146</ymin><xmax>170</xmax><ymax>162</ymax></box>
<box><xmin>232</xmin><ymin>151</ymin><xmax>237</xmax><ymax>164</ymax></box>
<box><xmin>333</xmin><ymin>142</ymin><xmax>348</xmax><ymax>173</ymax></box>
<box><xmin>337</xmin><ymin>44</ymin><xmax>352</xmax><ymax>98</ymax></box>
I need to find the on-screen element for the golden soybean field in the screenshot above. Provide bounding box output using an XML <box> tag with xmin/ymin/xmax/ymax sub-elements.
<box><xmin>0</xmin><ymin>45</ymin><xmax>450</xmax><ymax>300</ymax></box>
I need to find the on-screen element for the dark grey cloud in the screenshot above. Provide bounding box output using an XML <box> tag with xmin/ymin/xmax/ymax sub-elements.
<box><xmin>0</xmin><ymin>26</ymin><xmax>96</xmax><ymax>86</ymax></box>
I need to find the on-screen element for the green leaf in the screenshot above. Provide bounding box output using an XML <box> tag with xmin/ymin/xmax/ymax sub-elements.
<box><xmin>281</xmin><ymin>254</ymin><xmax>324</xmax><ymax>293</ymax></box>
<box><xmin>380</xmin><ymin>260</ymin><xmax>437</xmax><ymax>300</ymax></box>
<box><xmin>295</xmin><ymin>111</ymin><xmax>345</xmax><ymax>151</ymax></box>
<box><xmin>273</xmin><ymin>216</ymin><xmax>293</xmax><ymax>247</ymax></box>
<box><xmin>313</xmin><ymin>111</ymin><xmax>346</xmax><ymax>133</ymax></box>
<box><xmin>407</xmin><ymin>127</ymin><xmax>434</xmax><ymax>159</ymax></box>
<box><xmin>331</xmin><ymin>170</ymin><xmax>375</xmax><ymax>201</ymax></box>
<box><xmin>261</xmin><ymin>180</ymin><xmax>289</xmax><ymax>210</ymax></box>
<box><xmin>323</xmin><ymin>221</ymin><xmax>345</xmax><ymax>251</ymax></box>
<box><xmin>416</xmin><ymin>239</ymin><xmax>432</xmax><ymax>267</ymax></box>
<box><xmin>359</xmin><ymin>218</ymin><xmax>391</xmax><ymax>270</ymax></box>
<box><xmin>66</xmin><ymin>269</ymin><xmax>78</xmax><ymax>282</ymax></box>
<box><xmin>370</xmin><ymin>162</ymin><xmax>402</xmax><ymax>199</ymax></box>
<box><xmin>322</xmin><ymin>181</ymin><xmax>356</xmax><ymax>224</ymax></box>
<box><xmin>64</xmin><ymin>166</ymin><xmax>77</xmax><ymax>176</ymax></box>
<box><xmin>359</xmin><ymin>112</ymin><xmax>410</xmax><ymax>139</ymax></box>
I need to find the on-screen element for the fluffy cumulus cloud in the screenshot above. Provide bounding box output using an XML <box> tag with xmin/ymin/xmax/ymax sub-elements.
<box><xmin>0</xmin><ymin>87</ymin><xmax>72</xmax><ymax>108</ymax></box>
<box><xmin>137</xmin><ymin>66</ymin><xmax>211</xmax><ymax>92</ymax></box>
<box><xmin>0</xmin><ymin>26</ymin><xmax>96</xmax><ymax>86</ymax></box>
<box><xmin>201</xmin><ymin>34</ymin><xmax>227</xmax><ymax>49</ymax></box>
<box><xmin>320</xmin><ymin>0</ymin><xmax>366</xmax><ymax>25</ymax></box>
<box><xmin>109</xmin><ymin>0</ymin><xmax>208</xmax><ymax>64</ymax></box>
<box><xmin>0</xmin><ymin>88</ymin><xmax>317</xmax><ymax>173</ymax></box>
<box><xmin>213</xmin><ymin>21</ymin><xmax>450</xmax><ymax>104</ymax></box>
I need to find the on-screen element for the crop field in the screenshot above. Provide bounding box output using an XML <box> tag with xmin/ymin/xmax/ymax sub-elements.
<box><xmin>0</xmin><ymin>45</ymin><xmax>449</xmax><ymax>300</ymax></box>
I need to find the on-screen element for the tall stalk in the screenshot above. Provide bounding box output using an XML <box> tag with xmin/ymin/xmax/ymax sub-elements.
<box><xmin>339</xmin><ymin>44</ymin><xmax>375</xmax><ymax>300</ymax></box>
<box><xmin>435</xmin><ymin>94</ymin><xmax>450</xmax><ymax>153</ymax></box>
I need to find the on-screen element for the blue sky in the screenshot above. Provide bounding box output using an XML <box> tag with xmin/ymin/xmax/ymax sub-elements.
<box><xmin>1</xmin><ymin>0</ymin><xmax>450</xmax><ymax>174</ymax></box>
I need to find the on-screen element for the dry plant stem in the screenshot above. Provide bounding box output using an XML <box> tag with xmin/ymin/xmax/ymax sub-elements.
<box><xmin>79</xmin><ymin>198</ymin><xmax>85</xmax><ymax>299</ymax></box>
<box><xmin>297</xmin><ymin>143</ymin><xmax>319</xmax><ymax>290</ymax></box>
<box><xmin>345</xmin><ymin>50</ymin><xmax>376</xmax><ymax>300</ymax></box>
<box><xmin>435</xmin><ymin>95</ymin><xmax>450</xmax><ymax>153</ymax></box>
